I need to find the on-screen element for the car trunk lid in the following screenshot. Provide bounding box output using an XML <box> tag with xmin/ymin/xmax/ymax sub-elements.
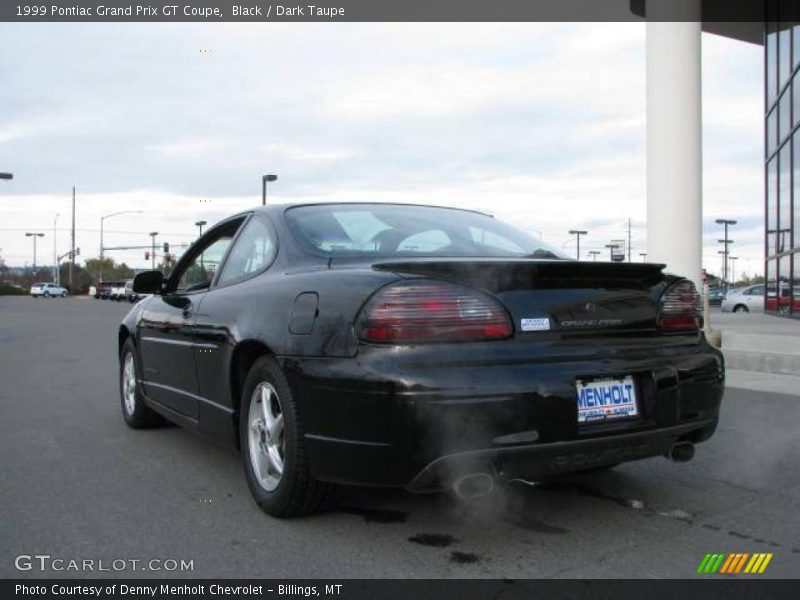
<box><xmin>367</xmin><ymin>258</ymin><xmax>667</xmax><ymax>334</ymax></box>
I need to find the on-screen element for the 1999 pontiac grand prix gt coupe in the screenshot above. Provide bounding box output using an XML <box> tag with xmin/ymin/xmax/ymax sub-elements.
<box><xmin>119</xmin><ymin>203</ymin><xmax>724</xmax><ymax>517</ymax></box>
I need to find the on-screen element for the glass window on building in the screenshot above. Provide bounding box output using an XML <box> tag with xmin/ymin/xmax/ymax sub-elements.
<box><xmin>768</xmin><ymin>156</ymin><xmax>779</xmax><ymax>256</ymax></box>
<box><xmin>779</xmin><ymin>89</ymin><xmax>792</xmax><ymax>142</ymax></box>
<box><xmin>768</xmin><ymin>106</ymin><xmax>778</xmax><ymax>155</ymax></box>
<box><xmin>793</xmin><ymin>255</ymin><xmax>800</xmax><ymax>314</ymax></box>
<box><xmin>779</xmin><ymin>0</ymin><xmax>793</xmax><ymax>86</ymax></box>
<box><xmin>794</xmin><ymin>78</ymin><xmax>800</xmax><ymax>127</ymax></box>
<box><xmin>795</xmin><ymin>131</ymin><xmax>800</xmax><ymax>248</ymax></box>
<box><xmin>780</xmin><ymin>143</ymin><xmax>792</xmax><ymax>253</ymax></box>
<box><xmin>795</xmin><ymin>22</ymin><xmax>800</xmax><ymax>70</ymax></box>
<box><xmin>767</xmin><ymin>259</ymin><xmax>778</xmax><ymax>314</ymax></box>
<box><xmin>767</xmin><ymin>17</ymin><xmax>778</xmax><ymax>106</ymax></box>
<box><xmin>779</xmin><ymin>254</ymin><xmax>792</xmax><ymax>314</ymax></box>
<box><xmin>780</xmin><ymin>28</ymin><xmax>792</xmax><ymax>88</ymax></box>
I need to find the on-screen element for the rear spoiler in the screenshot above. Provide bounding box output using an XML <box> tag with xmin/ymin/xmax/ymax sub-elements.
<box><xmin>370</xmin><ymin>258</ymin><xmax>667</xmax><ymax>290</ymax></box>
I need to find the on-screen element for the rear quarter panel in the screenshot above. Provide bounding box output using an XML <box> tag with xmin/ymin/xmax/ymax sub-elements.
<box><xmin>192</xmin><ymin>266</ymin><xmax>400</xmax><ymax>410</ymax></box>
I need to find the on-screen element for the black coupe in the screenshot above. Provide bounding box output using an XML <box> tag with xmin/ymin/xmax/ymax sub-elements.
<box><xmin>119</xmin><ymin>203</ymin><xmax>724</xmax><ymax>517</ymax></box>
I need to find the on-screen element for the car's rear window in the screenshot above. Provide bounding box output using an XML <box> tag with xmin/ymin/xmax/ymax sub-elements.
<box><xmin>285</xmin><ymin>204</ymin><xmax>565</xmax><ymax>259</ymax></box>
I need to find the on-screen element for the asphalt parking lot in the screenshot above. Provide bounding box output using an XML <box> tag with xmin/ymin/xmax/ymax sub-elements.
<box><xmin>1</xmin><ymin>296</ymin><xmax>799</xmax><ymax>579</ymax></box>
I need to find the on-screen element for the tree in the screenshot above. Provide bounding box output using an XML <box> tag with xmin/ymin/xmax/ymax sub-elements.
<box><xmin>84</xmin><ymin>257</ymin><xmax>135</xmax><ymax>282</ymax></box>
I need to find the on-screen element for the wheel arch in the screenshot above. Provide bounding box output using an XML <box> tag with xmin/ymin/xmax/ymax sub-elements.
<box><xmin>118</xmin><ymin>325</ymin><xmax>133</xmax><ymax>357</ymax></box>
<box><xmin>230</xmin><ymin>339</ymin><xmax>275</xmax><ymax>448</ymax></box>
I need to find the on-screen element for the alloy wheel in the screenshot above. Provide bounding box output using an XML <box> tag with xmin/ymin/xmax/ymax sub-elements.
<box><xmin>122</xmin><ymin>352</ymin><xmax>137</xmax><ymax>416</ymax></box>
<box><xmin>247</xmin><ymin>382</ymin><xmax>285</xmax><ymax>492</ymax></box>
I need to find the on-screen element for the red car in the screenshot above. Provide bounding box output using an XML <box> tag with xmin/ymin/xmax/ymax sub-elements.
<box><xmin>95</xmin><ymin>282</ymin><xmax>113</xmax><ymax>299</ymax></box>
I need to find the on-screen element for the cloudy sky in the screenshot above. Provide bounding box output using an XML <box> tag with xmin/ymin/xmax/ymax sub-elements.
<box><xmin>0</xmin><ymin>23</ymin><xmax>763</xmax><ymax>278</ymax></box>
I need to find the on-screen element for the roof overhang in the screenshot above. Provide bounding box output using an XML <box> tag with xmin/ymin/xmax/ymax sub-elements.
<box><xmin>629</xmin><ymin>0</ymin><xmax>764</xmax><ymax>45</ymax></box>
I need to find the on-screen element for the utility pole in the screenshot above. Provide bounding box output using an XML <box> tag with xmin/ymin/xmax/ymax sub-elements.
<box><xmin>627</xmin><ymin>218</ymin><xmax>632</xmax><ymax>262</ymax></box>
<box><xmin>715</xmin><ymin>219</ymin><xmax>737</xmax><ymax>287</ymax></box>
<box><xmin>262</xmin><ymin>174</ymin><xmax>277</xmax><ymax>205</ymax></box>
<box><xmin>25</xmin><ymin>232</ymin><xmax>45</xmax><ymax>273</ymax></box>
<box><xmin>53</xmin><ymin>214</ymin><xmax>59</xmax><ymax>286</ymax></box>
<box><xmin>69</xmin><ymin>186</ymin><xmax>76</xmax><ymax>289</ymax></box>
<box><xmin>149</xmin><ymin>232</ymin><xmax>158</xmax><ymax>270</ymax></box>
<box><xmin>729</xmin><ymin>256</ymin><xmax>738</xmax><ymax>285</ymax></box>
<box><xmin>568</xmin><ymin>229</ymin><xmax>588</xmax><ymax>260</ymax></box>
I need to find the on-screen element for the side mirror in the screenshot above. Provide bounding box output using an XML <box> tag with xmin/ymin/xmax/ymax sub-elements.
<box><xmin>133</xmin><ymin>271</ymin><xmax>164</xmax><ymax>294</ymax></box>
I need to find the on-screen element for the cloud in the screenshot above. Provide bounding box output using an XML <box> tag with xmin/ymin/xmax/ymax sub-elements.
<box><xmin>0</xmin><ymin>23</ymin><xmax>763</xmax><ymax>276</ymax></box>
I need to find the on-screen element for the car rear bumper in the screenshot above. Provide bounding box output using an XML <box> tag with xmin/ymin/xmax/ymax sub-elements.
<box><xmin>280</xmin><ymin>334</ymin><xmax>724</xmax><ymax>489</ymax></box>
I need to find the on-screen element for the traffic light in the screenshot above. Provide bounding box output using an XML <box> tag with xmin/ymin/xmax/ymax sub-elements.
<box><xmin>163</xmin><ymin>242</ymin><xmax>169</xmax><ymax>254</ymax></box>
<box><xmin>145</xmin><ymin>251</ymin><xmax>150</xmax><ymax>260</ymax></box>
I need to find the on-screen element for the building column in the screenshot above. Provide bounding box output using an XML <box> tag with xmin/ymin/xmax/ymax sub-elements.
<box><xmin>646</xmin><ymin>15</ymin><xmax>703</xmax><ymax>289</ymax></box>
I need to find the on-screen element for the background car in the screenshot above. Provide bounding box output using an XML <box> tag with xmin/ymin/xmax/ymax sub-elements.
<box><xmin>720</xmin><ymin>284</ymin><xmax>765</xmax><ymax>313</ymax></box>
<box><xmin>95</xmin><ymin>281</ymin><xmax>113</xmax><ymax>299</ymax></box>
<box><xmin>30</xmin><ymin>282</ymin><xmax>68</xmax><ymax>298</ymax></box>
<box><xmin>706</xmin><ymin>288</ymin><xmax>725</xmax><ymax>306</ymax></box>
<box><xmin>119</xmin><ymin>203</ymin><xmax>724</xmax><ymax>519</ymax></box>
<box><xmin>109</xmin><ymin>281</ymin><xmax>127</xmax><ymax>301</ymax></box>
<box><xmin>123</xmin><ymin>279</ymin><xmax>141</xmax><ymax>303</ymax></box>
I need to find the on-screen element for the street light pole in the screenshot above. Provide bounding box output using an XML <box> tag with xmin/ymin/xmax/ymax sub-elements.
<box><xmin>195</xmin><ymin>220</ymin><xmax>207</xmax><ymax>237</ymax></box>
<box><xmin>25</xmin><ymin>232</ymin><xmax>45</xmax><ymax>273</ymax></box>
<box><xmin>715</xmin><ymin>218</ymin><xmax>737</xmax><ymax>286</ymax></box>
<box><xmin>100</xmin><ymin>210</ymin><xmax>144</xmax><ymax>260</ymax></box>
<box><xmin>69</xmin><ymin>186</ymin><xmax>75</xmax><ymax>290</ymax></box>
<box><xmin>588</xmin><ymin>250</ymin><xmax>600</xmax><ymax>261</ymax></box>
<box><xmin>262</xmin><ymin>174</ymin><xmax>278</xmax><ymax>205</ymax></box>
<box><xmin>149</xmin><ymin>232</ymin><xmax>158</xmax><ymax>270</ymax></box>
<box><xmin>729</xmin><ymin>256</ymin><xmax>738</xmax><ymax>285</ymax></box>
<box><xmin>639</xmin><ymin>252</ymin><xmax>648</xmax><ymax>262</ymax></box>
<box><xmin>717</xmin><ymin>239</ymin><xmax>734</xmax><ymax>285</ymax></box>
<box><xmin>53</xmin><ymin>214</ymin><xmax>59</xmax><ymax>286</ymax></box>
<box><xmin>568</xmin><ymin>229</ymin><xmax>588</xmax><ymax>260</ymax></box>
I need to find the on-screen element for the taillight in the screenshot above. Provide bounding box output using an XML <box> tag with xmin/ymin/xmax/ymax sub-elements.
<box><xmin>357</xmin><ymin>280</ymin><xmax>513</xmax><ymax>343</ymax></box>
<box><xmin>658</xmin><ymin>280</ymin><xmax>703</xmax><ymax>332</ymax></box>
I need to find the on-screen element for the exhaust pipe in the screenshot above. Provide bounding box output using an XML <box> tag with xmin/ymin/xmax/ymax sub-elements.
<box><xmin>452</xmin><ymin>473</ymin><xmax>495</xmax><ymax>500</ymax></box>
<box><xmin>667</xmin><ymin>441</ymin><xmax>695</xmax><ymax>463</ymax></box>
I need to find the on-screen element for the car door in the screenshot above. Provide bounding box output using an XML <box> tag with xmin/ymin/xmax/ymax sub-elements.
<box><xmin>137</xmin><ymin>217</ymin><xmax>245</xmax><ymax>420</ymax></box>
<box><xmin>192</xmin><ymin>214</ymin><xmax>279</xmax><ymax>418</ymax></box>
<box><xmin>746</xmin><ymin>285</ymin><xmax>765</xmax><ymax>312</ymax></box>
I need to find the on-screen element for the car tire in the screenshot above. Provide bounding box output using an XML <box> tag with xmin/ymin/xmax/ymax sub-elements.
<box><xmin>733</xmin><ymin>304</ymin><xmax>749</xmax><ymax>313</ymax></box>
<box><xmin>240</xmin><ymin>355</ymin><xmax>336</xmax><ymax>518</ymax></box>
<box><xmin>44</xmin><ymin>292</ymin><xmax>50</xmax><ymax>298</ymax></box>
<box><xmin>61</xmin><ymin>291</ymin><xmax>67</xmax><ymax>298</ymax></box>
<box><xmin>119</xmin><ymin>338</ymin><xmax>164</xmax><ymax>429</ymax></box>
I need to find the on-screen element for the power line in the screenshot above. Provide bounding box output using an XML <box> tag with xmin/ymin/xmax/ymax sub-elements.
<box><xmin>0</xmin><ymin>226</ymin><xmax>196</xmax><ymax>237</ymax></box>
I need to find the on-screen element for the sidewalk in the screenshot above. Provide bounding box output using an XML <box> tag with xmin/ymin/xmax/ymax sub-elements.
<box><xmin>709</xmin><ymin>309</ymin><xmax>800</xmax><ymax>395</ymax></box>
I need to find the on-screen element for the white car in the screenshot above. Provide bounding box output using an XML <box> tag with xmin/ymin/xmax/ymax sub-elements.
<box><xmin>30</xmin><ymin>282</ymin><xmax>68</xmax><ymax>298</ymax></box>
<box><xmin>720</xmin><ymin>284</ymin><xmax>765</xmax><ymax>313</ymax></box>
<box><xmin>109</xmin><ymin>282</ymin><xmax>128</xmax><ymax>301</ymax></box>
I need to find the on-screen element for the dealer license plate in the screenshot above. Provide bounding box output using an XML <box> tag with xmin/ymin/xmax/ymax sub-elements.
<box><xmin>576</xmin><ymin>376</ymin><xmax>638</xmax><ymax>424</ymax></box>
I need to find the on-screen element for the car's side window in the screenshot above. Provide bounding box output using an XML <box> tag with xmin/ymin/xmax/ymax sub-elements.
<box><xmin>169</xmin><ymin>221</ymin><xmax>244</xmax><ymax>293</ymax></box>
<box><xmin>216</xmin><ymin>216</ymin><xmax>276</xmax><ymax>286</ymax></box>
<box><xmin>749</xmin><ymin>285</ymin><xmax>765</xmax><ymax>296</ymax></box>
<box><xmin>174</xmin><ymin>236</ymin><xmax>235</xmax><ymax>292</ymax></box>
